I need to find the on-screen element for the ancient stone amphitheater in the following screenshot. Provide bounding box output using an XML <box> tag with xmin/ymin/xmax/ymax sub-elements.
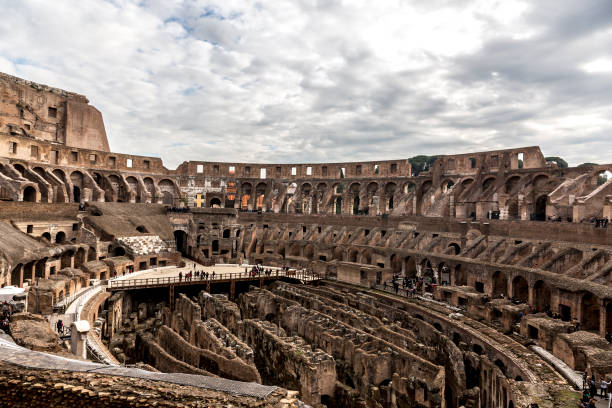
<box><xmin>0</xmin><ymin>72</ymin><xmax>611</xmax><ymax>407</ymax></box>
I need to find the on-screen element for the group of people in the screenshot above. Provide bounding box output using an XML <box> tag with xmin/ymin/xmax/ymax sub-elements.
<box><xmin>581</xmin><ymin>372</ymin><xmax>610</xmax><ymax>407</ymax></box>
<box><xmin>593</xmin><ymin>218</ymin><xmax>610</xmax><ymax>228</ymax></box>
<box><xmin>0</xmin><ymin>301</ymin><xmax>12</xmax><ymax>334</ymax></box>
<box><xmin>248</xmin><ymin>265</ymin><xmax>275</xmax><ymax>277</ymax></box>
<box><xmin>178</xmin><ymin>269</ymin><xmax>215</xmax><ymax>281</ymax></box>
<box><xmin>383</xmin><ymin>275</ymin><xmax>430</xmax><ymax>297</ymax></box>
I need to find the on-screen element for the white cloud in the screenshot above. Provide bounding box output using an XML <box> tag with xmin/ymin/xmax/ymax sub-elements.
<box><xmin>0</xmin><ymin>0</ymin><xmax>611</xmax><ymax>167</ymax></box>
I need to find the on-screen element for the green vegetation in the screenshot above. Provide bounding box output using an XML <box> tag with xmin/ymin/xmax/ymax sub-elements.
<box><xmin>545</xmin><ymin>156</ymin><xmax>568</xmax><ymax>168</ymax></box>
<box><xmin>578</xmin><ymin>162</ymin><xmax>598</xmax><ymax>167</ymax></box>
<box><xmin>408</xmin><ymin>155</ymin><xmax>437</xmax><ymax>176</ymax></box>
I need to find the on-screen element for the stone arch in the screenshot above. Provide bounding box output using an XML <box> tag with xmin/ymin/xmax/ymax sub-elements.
<box><xmin>511</xmin><ymin>275</ymin><xmax>528</xmax><ymax>302</ymax></box>
<box><xmin>535</xmin><ymin>195</ymin><xmax>547</xmax><ymax>221</ymax></box>
<box><xmin>448</xmin><ymin>243</ymin><xmax>461</xmax><ymax>255</ymax></box>
<box><xmin>482</xmin><ymin>177</ymin><xmax>496</xmax><ymax>191</ymax></box>
<box><xmin>492</xmin><ymin>271</ymin><xmax>507</xmax><ymax>297</ymax></box>
<box><xmin>454</xmin><ymin>264</ymin><xmax>467</xmax><ymax>285</ymax></box>
<box><xmin>582</xmin><ymin>292</ymin><xmax>600</xmax><ymax>332</ymax></box>
<box><xmin>223</xmin><ymin>229</ymin><xmax>231</xmax><ymax>239</ymax></box>
<box><xmin>533</xmin><ymin>280</ymin><xmax>551</xmax><ymax>312</ymax></box>
<box><xmin>158</xmin><ymin>179</ymin><xmax>177</xmax><ymax>205</ymax></box>
<box><xmin>385</xmin><ymin>182</ymin><xmax>397</xmax><ymax>210</ymax></box>
<box><xmin>348</xmin><ymin>248</ymin><xmax>359</xmax><ymax>263</ymax></box>
<box><xmin>11</xmin><ymin>264</ymin><xmax>22</xmax><ymax>287</ymax></box>
<box><xmin>304</xmin><ymin>244</ymin><xmax>314</xmax><ymax>260</ymax></box>
<box><xmin>174</xmin><ymin>230</ymin><xmax>188</xmax><ymax>256</ymax></box>
<box><xmin>210</xmin><ymin>197</ymin><xmax>222</xmax><ymax>208</ymax></box>
<box><xmin>390</xmin><ymin>254</ymin><xmax>401</xmax><ymax>274</ymax></box>
<box><xmin>505</xmin><ymin>176</ymin><xmax>521</xmax><ymax>194</ymax></box>
<box><xmin>404</xmin><ymin>256</ymin><xmax>417</xmax><ymax>278</ymax></box>
<box><xmin>361</xmin><ymin>249</ymin><xmax>372</xmax><ymax>265</ymax></box>
<box><xmin>55</xmin><ymin>231</ymin><xmax>66</xmax><ymax>244</ymax></box>
<box><xmin>533</xmin><ymin>174</ymin><xmax>550</xmax><ymax>189</ymax></box>
<box><xmin>22</xmin><ymin>186</ymin><xmax>37</xmax><ymax>202</ymax></box>
<box><xmin>403</xmin><ymin>181</ymin><xmax>417</xmax><ymax>194</ymax></box>
<box><xmin>41</xmin><ymin>232</ymin><xmax>51</xmax><ymax>241</ymax></box>
<box><xmin>70</xmin><ymin>171</ymin><xmax>84</xmax><ymax>203</ymax></box>
<box><xmin>255</xmin><ymin>182</ymin><xmax>267</xmax><ymax>210</ymax></box>
<box><xmin>75</xmin><ymin>247</ymin><xmax>86</xmax><ymax>268</ymax></box>
<box><xmin>289</xmin><ymin>243</ymin><xmax>300</xmax><ymax>257</ymax></box>
<box><xmin>125</xmin><ymin>176</ymin><xmax>139</xmax><ymax>202</ymax></box>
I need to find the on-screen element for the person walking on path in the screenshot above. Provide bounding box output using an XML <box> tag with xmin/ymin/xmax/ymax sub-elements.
<box><xmin>56</xmin><ymin>319</ymin><xmax>63</xmax><ymax>335</ymax></box>
<box><xmin>601</xmin><ymin>379</ymin><xmax>608</xmax><ymax>398</ymax></box>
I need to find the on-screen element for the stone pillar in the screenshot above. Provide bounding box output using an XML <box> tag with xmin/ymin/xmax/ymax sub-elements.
<box><xmin>70</xmin><ymin>320</ymin><xmax>90</xmax><ymax>359</ymax></box>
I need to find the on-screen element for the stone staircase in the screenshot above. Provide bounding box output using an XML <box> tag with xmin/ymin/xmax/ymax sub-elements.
<box><xmin>115</xmin><ymin>236</ymin><xmax>169</xmax><ymax>256</ymax></box>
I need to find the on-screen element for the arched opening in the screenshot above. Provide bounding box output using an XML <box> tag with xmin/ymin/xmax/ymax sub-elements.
<box><xmin>535</xmin><ymin>195</ymin><xmax>547</xmax><ymax>221</ymax></box>
<box><xmin>212</xmin><ymin>240</ymin><xmax>219</xmax><ymax>252</ymax></box>
<box><xmin>582</xmin><ymin>293</ymin><xmax>600</xmax><ymax>332</ymax></box>
<box><xmin>73</xmin><ymin>186</ymin><xmax>81</xmax><ymax>203</ymax></box>
<box><xmin>75</xmin><ymin>248</ymin><xmax>85</xmax><ymax>268</ymax></box>
<box><xmin>11</xmin><ymin>264</ymin><xmax>22</xmax><ymax>287</ymax></box>
<box><xmin>335</xmin><ymin>196</ymin><xmax>342</xmax><ymax>214</ymax></box>
<box><xmin>162</xmin><ymin>191</ymin><xmax>173</xmax><ymax>205</ymax></box>
<box><xmin>41</xmin><ymin>232</ymin><xmax>51</xmax><ymax>242</ymax></box>
<box><xmin>494</xmin><ymin>359</ymin><xmax>506</xmax><ymax>376</ymax></box>
<box><xmin>512</xmin><ymin>276</ymin><xmax>529</xmax><ymax>303</ymax></box>
<box><xmin>505</xmin><ymin>176</ymin><xmax>521</xmax><ymax>194</ymax></box>
<box><xmin>404</xmin><ymin>256</ymin><xmax>417</xmax><ymax>278</ymax></box>
<box><xmin>210</xmin><ymin>197</ymin><xmax>222</xmax><ymax>208</ymax></box>
<box><xmin>492</xmin><ymin>271</ymin><xmax>507</xmax><ymax>297</ymax></box>
<box><xmin>23</xmin><ymin>186</ymin><xmax>36</xmax><ymax>202</ymax></box>
<box><xmin>136</xmin><ymin>225</ymin><xmax>147</xmax><ymax>233</ymax></box>
<box><xmin>454</xmin><ymin>264</ymin><xmax>467</xmax><ymax>286</ymax></box>
<box><xmin>159</xmin><ymin>179</ymin><xmax>176</xmax><ymax>205</ymax></box>
<box><xmin>507</xmin><ymin>200</ymin><xmax>519</xmax><ymax>220</ymax></box>
<box><xmin>533</xmin><ymin>280</ymin><xmax>551</xmax><ymax>312</ymax></box>
<box><xmin>353</xmin><ymin>195</ymin><xmax>360</xmax><ymax>215</ymax></box>
<box><xmin>448</xmin><ymin>243</ymin><xmax>460</xmax><ymax>255</ymax></box>
<box><xmin>482</xmin><ymin>177</ymin><xmax>495</xmax><ymax>191</ymax></box>
<box><xmin>174</xmin><ymin>230</ymin><xmax>188</xmax><ymax>256</ymax></box>
<box><xmin>35</xmin><ymin>259</ymin><xmax>46</xmax><ymax>279</ymax></box>
<box><xmin>349</xmin><ymin>249</ymin><xmax>358</xmax><ymax>263</ymax></box>
<box><xmin>87</xmin><ymin>247</ymin><xmax>96</xmax><ymax>261</ymax></box>
<box><xmin>55</xmin><ymin>231</ymin><xmax>66</xmax><ymax>244</ymax></box>
<box><xmin>112</xmin><ymin>246</ymin><xmax>126</xmax><ymax>257</ymax></box>
<box><xmin>390</xmin><ymin>254</ymin><xmax>401</xmax><ymax>275</ymax></box>
<box><xmin>304</xmin><ymin>245</ymin><xmax>314</xmax><ymax>260</ymax></box>
<box><xmin>223</xmin><ymin>229</ymin><xmax>230</xmax><ymax>239</ymax></box>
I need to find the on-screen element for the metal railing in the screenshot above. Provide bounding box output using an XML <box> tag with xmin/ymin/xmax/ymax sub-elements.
<box><xmin>109</xmin><ymin>269</ymin><xmax>320</xmax><ymax>289</ymax></box>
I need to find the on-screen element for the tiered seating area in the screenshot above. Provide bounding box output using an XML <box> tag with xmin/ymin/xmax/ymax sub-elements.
<box><xmin>115</xmin><ymin>236</ymin><xmax>169</xmax><ymax>255</ymax></box>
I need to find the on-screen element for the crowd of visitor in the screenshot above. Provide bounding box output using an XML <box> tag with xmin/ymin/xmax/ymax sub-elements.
<box><xmin>580</xmin><ymin>373</ymin><xmax>611</xmax><ymax>407</ymax></box>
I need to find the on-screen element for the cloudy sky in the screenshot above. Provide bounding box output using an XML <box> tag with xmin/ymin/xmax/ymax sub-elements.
<box><xmin>1</xmin><ymin>0</ymin><xmax>612</xmax><ymax>168</ymax></box>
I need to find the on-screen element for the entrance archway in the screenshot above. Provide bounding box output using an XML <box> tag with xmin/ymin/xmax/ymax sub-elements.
<box><xmin>535</xmin><ymin>195</ymin><xmax>547</xmax><ymax>221</ymax></box>
<box><xmin>335</xmin><ymin>197</ymin><xmax>342</xmax><ymax>214</ymax></box>
<box><xmin>533</xmin><ymin>280</ymin><xmax>551</xmax><ymax>312</ymax></box>
<box><xmin>582</xmin><ymin>293</ymin><xmax>600</xmax><ymax>332</ymax></box>
<box><xmin>210</xmin><ymin>197</ymin><xmax>221</xmax><ymax>208</ymax></box>
<box><xmin>55</xmin><ymin>231</ymin><xmax>66</xmax><ymax>244</ymax></box>
<box><xmin>492</xmin><ymin>271</ymin><xmax>507</xmax><ymax>297</ymax></box>
<box><xmin>512</xmin><ymin>276</ymin><xmax>528</xmax><ymax>302</ymax></box>
<box><xmin>73</xmin><ymin>186</ymin><xmax>81</xmax><ymax>203</ymax></box>
<box><xmin>454</xmin><ymin>264</ymin><xmax>467</xmax><ymax>285</ymax></box>
<box><xmin>174</xmin><ymin>230</ymin><xmax>188</xmax><ymax>256</ymax></box>
<box><xmin>23</xmin><ymin>186</ymin><xmax>36</xmax><ymax>202</ymax></box>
